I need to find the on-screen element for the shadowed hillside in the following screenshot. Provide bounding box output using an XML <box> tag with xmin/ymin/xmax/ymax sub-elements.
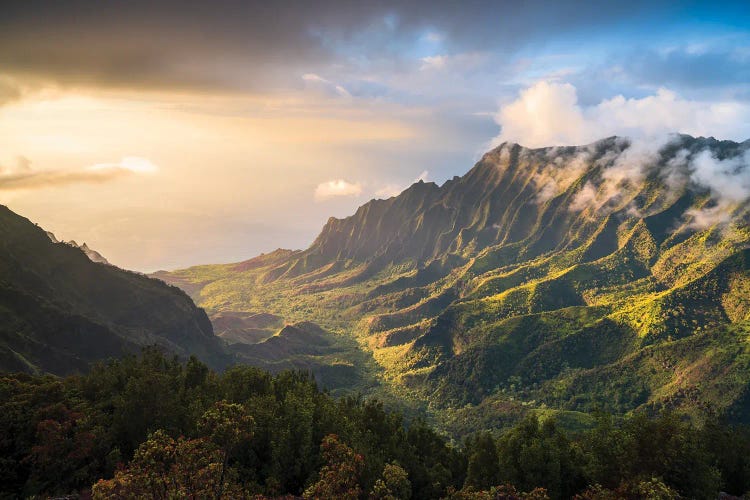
<box><xmin>0</xmin><ymin>206</ymin><xmax>229</xmax><ymax>374</ymax></box>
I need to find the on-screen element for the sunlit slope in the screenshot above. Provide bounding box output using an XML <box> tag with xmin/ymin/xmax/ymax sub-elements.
<box><xmin>160</xmin><ymin>135</ymin><xmax>750</xmax><ymax>425</ymax></box>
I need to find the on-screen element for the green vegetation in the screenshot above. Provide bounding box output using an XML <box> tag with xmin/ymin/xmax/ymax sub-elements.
<box><xmin>2</xmin><ymin>349</ymin><xmax>750</xmax><ymax>499</ymax></box>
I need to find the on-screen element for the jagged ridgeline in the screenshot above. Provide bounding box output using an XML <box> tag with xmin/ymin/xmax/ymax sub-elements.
<box><xmin>160</xmin><ymin>135</ymin><xmax>750</xmax><ymax>428</ymax></box>
<box><xmin>0</xmin><ymin>206</ymin><xmax>229</xmax><ymax>375</ymax></box>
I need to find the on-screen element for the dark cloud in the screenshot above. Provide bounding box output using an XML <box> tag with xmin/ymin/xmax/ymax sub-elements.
<box><xmin>3</xmin><ymin>0</ymin><xmax>746</xmax><ymax>92</ymax></box>
<box><xmin>0</xmin><ymin>77</ymin><xmax>26</xmax><ymax>105</ymax></box>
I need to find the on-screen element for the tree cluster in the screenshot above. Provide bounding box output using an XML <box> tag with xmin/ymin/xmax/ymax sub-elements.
<box><xmin>1</xmin><ymin>348</ymin><xmax>750</xmax><ymax>499</ymax></box>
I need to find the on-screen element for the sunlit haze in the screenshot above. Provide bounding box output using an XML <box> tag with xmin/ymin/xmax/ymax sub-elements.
<box><xmin>1</xmin><ymin>1</ymin><xmax>749</xmax><ymax>271</ymax></box>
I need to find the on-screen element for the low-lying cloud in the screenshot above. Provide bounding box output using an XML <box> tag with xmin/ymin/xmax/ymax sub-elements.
<box><xmin>685</xmin><ymin>148</ymin><xmax>750</xmax><ymax>229</ymax></box>
<box><xmin>493</xmin><ymin>81</ymin><xmax>750</xmax><ymax>149</ymax></box>
<box><xmin>534</xmin><ymin>135</ymin><xmax>750</xmax><ymax>230</ymax></box>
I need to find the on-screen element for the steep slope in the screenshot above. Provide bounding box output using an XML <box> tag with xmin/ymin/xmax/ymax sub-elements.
<box><xmin>0</xmin><ymin>206</ymin><xmax>228</xmax><ymax>374</ymax></box>
<box><xmin>160</xmin><ymin>134</ymin><xmax>750</xmax><ymax>428</ymax></box>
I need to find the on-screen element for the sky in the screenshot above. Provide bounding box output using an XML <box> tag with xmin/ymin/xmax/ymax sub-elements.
<box><xmin>1</xmin><ymin>1</ymin><xmax>749</xmax><ymax>271</ymax></box>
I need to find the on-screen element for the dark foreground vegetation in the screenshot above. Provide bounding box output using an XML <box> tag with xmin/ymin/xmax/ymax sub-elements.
<box><xmin>2</xmin><ymin>349</ymin><xmax>750</xmax><ymax>499</ymax></box>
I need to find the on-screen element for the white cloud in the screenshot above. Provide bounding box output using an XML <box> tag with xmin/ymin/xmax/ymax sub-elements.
<box><xmin>686</xmin><ymin>148</ymin><xmax>750</xmax><ymax>228</ymax></box>
<box><xmin>314</xmin><ymin>179</ymin><xmax>362</xmax><ymax>200</ymax></box>
<box><xmin>419</xmin><ymin>52</ymin><xmax>487</xmax><ymax>72</ymax></box>
<box><xmin>420</xmin><ymin>55</ymin><xmax>447</xmax><ymax>71</ymax></box>
<box><xmin>492</xmin><ymin>81</ymin><xmax>750</xmax><ymax>148</ymax></box>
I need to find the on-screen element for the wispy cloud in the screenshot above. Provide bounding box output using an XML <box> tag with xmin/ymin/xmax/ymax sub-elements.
<box><xmin>0</xmin><ymin>156</ymin><xmax>158</xmax><ymax>191</ymax></box>
<box><xmin>89</xmin><ymin>157</ymin><xmax>159</xmax><ymax>174</ymax></box>
<box><xmin>302</xmin><ymin>73</ymin><xmax>352</xmax><ymax>98</ymax></box>
<box><xmin>419</xmin><ymin>52</ymin><xmax>486</xmax><ymax>72</ymax></box>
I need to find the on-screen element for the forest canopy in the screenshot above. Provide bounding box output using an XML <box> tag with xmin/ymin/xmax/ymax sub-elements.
<box><xmin>1</xmin><ymin>348</ymin><xmax>749</xmax><ymax>499</ymax></box>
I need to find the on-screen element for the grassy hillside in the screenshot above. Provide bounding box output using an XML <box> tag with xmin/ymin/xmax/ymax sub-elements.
<box><xmin>158</xmin><ymin>135</ymin><xmax>750</xmax><ymax>431</ymax></box>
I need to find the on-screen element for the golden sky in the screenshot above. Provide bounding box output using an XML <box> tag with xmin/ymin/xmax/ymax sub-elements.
<box><xmin>1</xmin><ymin>1</ymin><xmax>748</xmax><ymax>270</ymax></box>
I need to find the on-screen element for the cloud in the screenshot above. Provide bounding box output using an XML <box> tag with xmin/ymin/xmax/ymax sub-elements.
<box><xmin>538</xmin><ymin>132</ymin><xmax>750</xmax><ymax>230</ymax></box>
<box><xmin>419</xmin><ymin>52</ymin><xmax>486</xmax><ymax>72</ymax></box>
<box><xmin>1</xmin><ymin>1</ymin><xmax>725</xmax><ymax>93</ymax></box>
<box><xmin>314</xmin><ymin>179</ymin><xmax>363</xmax><ymax>200</ymax></box>
<box><xmin>0</xmin><ymin>76</ymin><xmax>26</xmax><ymax>106</ymax></box>
<box><xmin>0</xmin><ymin>156</ymin><xmax>158</xmax><ymax>191</ymax></box>
<box><xmin>420</xmin><ymin>55</ymin><xmax>448</xmax><ymax>71</ymax></box>
<box><xmin>492</xmin><ymin>81</ymin><xmax>750</xmax><ymax>148</ymax></box>
<box><xmin>686</xmin><ymin>148</ymin><xmax>750</xmax><ymax>228</ymax></box>
<box><xmin>89</xmin><ymin>156</ymin><xmax>159</xmax><ymax>174</ymax></box>
<box><xmin>302</xmin><ymin>73</ymin><xmax>352</xmax><ymax>98</ymax></box>
<box><xmin>532</xmin><ymin>147</ymin><xmax>592</xmax><ymax>203</ymax></box>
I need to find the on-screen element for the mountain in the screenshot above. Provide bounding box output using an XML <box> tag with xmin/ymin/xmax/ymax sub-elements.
<box><xmin>0</xmin><ymin>205</ymin><xmax>228</xmax><ymax>375</ymax></box>
<box><xmin>159</xmin><ymin>135</ymin><xmax>750</xmax><ymax>431</ymax></box>
<box><xmin>46</xmin><ymin>231</ymin><xmax>110</xmax><ymax>264</ymax></box>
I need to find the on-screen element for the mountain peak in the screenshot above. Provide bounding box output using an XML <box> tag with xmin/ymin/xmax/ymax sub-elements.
<box><xmin>277</xmin><ymin>135</ymin><xmax>750</xmax><ymax>279</ymax></box>
<box><xmin>44</xmin><ymin>230</ymin><xmax>111</xmax><ymax>265</ymax></box>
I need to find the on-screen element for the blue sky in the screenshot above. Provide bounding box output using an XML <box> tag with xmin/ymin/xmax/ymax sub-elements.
<box><xmin>1</xmin><ymin>1</ymin><xmax>749</xmax><ymax>270</ymax></box>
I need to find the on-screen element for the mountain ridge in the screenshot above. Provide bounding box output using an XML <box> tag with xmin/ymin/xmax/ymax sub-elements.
<box><xmin>0</xmin><ymin>205</ymin><xmax>229</xmax><ymax>375</ymax></box>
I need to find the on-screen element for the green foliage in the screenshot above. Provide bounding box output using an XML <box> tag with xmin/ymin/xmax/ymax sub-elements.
<box><xmin>495</xmin><ymin>416</ymin><xmax>585</xmax><ymax>500</ymax></box>
<box><xmin>3</xmin><ymin>350</ymin><xmax>750</xmax><ymax>498</ymax></box>
<box><xmin>0</xmin><ymin>350</ymin><xmax>463</xmax><ymax>499</ymax></box>
<box><xmin>443</xmin><ymin>484</ymin><xmax>550</xmax><ymax>499</ymax></box>
<box><xmin>464</xmin><ymin>432</ymin><xmax>500</xmax><ymax>490</ymax></box>
<box><xmin>91</xmin><ymin>430</ymin><xmax>244</xmax><ymax>499</ymax></box>
<box><xmin>574</xmin><ymin>477</ymin><xmax>679</xmax><ymax>500</ymax></box>
<box><xmin>303</xmin><ymin>434</ymin><xmax>364</xmax><ymax>500</ymax></box>
<box><xmin>371</xmin><ymin>462</ymin><xmax>412</xmax><ymax>500</ymax></box>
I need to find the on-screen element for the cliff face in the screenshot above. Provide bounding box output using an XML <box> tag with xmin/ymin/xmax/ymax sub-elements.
<box><xmin>0</xmin><ymin>205</ymin><xmax>228</xmax><ymax>375</ymax></box>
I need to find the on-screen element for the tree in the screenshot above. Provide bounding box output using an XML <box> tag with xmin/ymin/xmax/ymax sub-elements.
<box><xmin>443</xmin><ymin>484</ymin><xmax>550</xmax><ymax>499</ymax></box>
<box><xmin>24</xmin><ymin>403</ymin><xmax>108</xmax><ymax>495</ymax></box>
<box><xmin>303</xmin><ymin>434</ymin><xmax>363</xmax><ymax>500</ymax></box>
<box><xmin>464</xmin><ymin>432</ymin><xmax>500</xmax><ymax>490</ymax></box>
<box><xmin>496</xmin><ymin>416</ymin><xmax>585</xmax><ymax>500</ymax></box>
<box><xmin>198</xmin><ymin>400</ymin><xmax>255</xmax><ymax>498</ymax></box>
<box><xmin>574</xmin><ymin>476</ymin><xmax>678</xmax><ymax>499</ymax></box>
<box><xmin>91</xmin><ymin>429</ymin><xmax>245</xmax><ymax>499</ymax></box>
<box><xmin>370</xmin><ymin>462</ymin><xmax>411</xmax><ymax>499</ymax></box>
